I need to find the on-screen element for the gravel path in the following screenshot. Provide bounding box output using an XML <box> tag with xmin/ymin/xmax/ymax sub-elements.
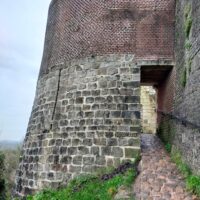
<box><xmin>133</xmin><ymin>134</ymin><xmax>198</xmax><ymax>200</ymax></box>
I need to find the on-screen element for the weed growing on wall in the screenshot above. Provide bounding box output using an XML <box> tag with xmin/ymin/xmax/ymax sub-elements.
<box><xmin>184</xmin><ymin>40</ymin><xmax>192</xmax><ymax>51</ymax></box>
<box><xmin>184</xmin><ymin>3</ymin><xmax>192</xmax><ymax>39</ymax></box>
<box><xmin>180</xmin><ymin>67</ymin><xmax>187</xmax><ymax>88</ymax></box>
<box><xmin>180</xmin><ymin>3</ymin><xmax>193</xmax><ymax>88</ymax></box>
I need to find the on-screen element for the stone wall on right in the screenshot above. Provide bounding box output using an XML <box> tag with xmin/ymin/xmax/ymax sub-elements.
<box><xmin>174</xmin><ymin>0</ymin><xmax>200</xmax><ymax>174</ymax></box>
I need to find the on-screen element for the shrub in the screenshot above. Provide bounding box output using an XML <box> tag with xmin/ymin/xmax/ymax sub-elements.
<box><xmin>0</xmin><ymin>152</ymin><xmax>6</xmax><ymax>200</ymax></box>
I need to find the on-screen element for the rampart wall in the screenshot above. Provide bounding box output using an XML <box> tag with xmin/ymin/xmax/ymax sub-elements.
<box><xmin>15</xmin><ymin>0</ymin><xmax>175</xmax><ymax>196</ymax></box>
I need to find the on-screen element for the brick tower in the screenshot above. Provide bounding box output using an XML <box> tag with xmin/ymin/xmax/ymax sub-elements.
<box><xmin>15</xmin><ymin>0</ymin><xmax>175</xmax><ymax>196</ymax></box>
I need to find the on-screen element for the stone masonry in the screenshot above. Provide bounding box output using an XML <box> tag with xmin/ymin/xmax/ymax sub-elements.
<box><xmin>15</xmin><ymin>0</ymin><xmax>175</xmax><ymax>197</ymax></box>
<box><xmin>15</xmin><ymin>55</ymin><xmax>141</xmax><ymax>196</ymax></box>
<box><xmin>173</xmin><ymin>0</ymin><xmax>200</xmax><ymax>174</ymax></box>
<box><xmin>157</xmin><ymin>0</ymin><xmax>200</xmax><ymax>174</ymax></box>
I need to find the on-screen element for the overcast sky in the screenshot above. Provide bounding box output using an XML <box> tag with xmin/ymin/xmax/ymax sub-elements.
<box><xmin>0</xmin><ymin>0</ymin><xmax>51</xmax><ymax>141</ymax></box>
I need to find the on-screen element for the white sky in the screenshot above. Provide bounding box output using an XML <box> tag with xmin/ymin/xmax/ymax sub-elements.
<box><xmin>0</xmin><ymin>0</ymin><xmax>51</xmax><ymax>141</ymax></box>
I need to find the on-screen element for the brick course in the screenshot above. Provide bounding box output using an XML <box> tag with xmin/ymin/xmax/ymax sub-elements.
<box><xmin>40</xmin><ymin>0</ymin><xmax>175</xmax><ymax>75</ymax></box>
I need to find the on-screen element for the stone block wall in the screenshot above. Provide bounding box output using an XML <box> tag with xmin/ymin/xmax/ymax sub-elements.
<box><xmin>157</xmin><ymin>0</ymin><xmax>200</xmax><ymax>175</ymax></box>
<box><xmin>173</xmin><ymin>0</ymin><xmax>200</xmax><ymax>174</ymax></box>
<box><xmin>15</xmin><ymin>55</ymin><xmax>141</xmax><ymax>196</ymax></box>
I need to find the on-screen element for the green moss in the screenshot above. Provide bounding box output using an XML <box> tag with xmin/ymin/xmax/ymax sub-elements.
<box><xmin>184</xmin><ymin>40</ymin><xmax>192</xmax><ymax>50</ymax></box>
<box><xmin>184</xmin><ymin>3</ymin><xmax>192</xmax><ymax>38</ymax></box>
<box><xmin>157</xmin><ymin>120</ymin><xmax>176</xmax><ymax>149</ymax></box>
<box><xmin>184</xmin><ymin>4</ymin><xmax>192</xmax><ymax>19</ymax></box>
<box><xmin>185</xmin><ymin>17</ymin><xmax>193</xmax><ymax>38</ymax></box>
<box><xmin>180</xmin><ymin>67</ymin><xmax>187</xmax><ymax>87</ymax></box>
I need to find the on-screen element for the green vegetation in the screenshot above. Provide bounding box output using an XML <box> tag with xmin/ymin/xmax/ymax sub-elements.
<box><xmin>184</xmin><ymin>3</ymin><xmax>192</xmax><ymax>38</ymax></box>
<box><xmin>165</xmin><ymin>143</ymin><xmax>172</xmax><ymax>153</ymax></box>
<box><xmin>171</xmin><ymin>149</ymin><xmax>200</xmax><ymax>197</ymax></box>
<box><xmin>157</xmin><ymin>119</ymin><xmax>200</xmax><ymax>197</ymax></box>
<box><xmin>184</xmin><ymin>40</ymin><xmax>192</xmax><ymax>50</ymax></box>
<box><xmin>186</xmin><ymin>176</ymin><xmax>200</xmax><ymax>196</ymax></box>
<box><xmin>0</xmin><ymin>151</ymin><xmax>6</xmax><ymax>200</ymax></box>
<box><xmin>184</xmin><ymin>16</ymin><xmax>192</xmax><ymax>38</ymax></box>
<box><xmin>171</xmin><ymin>149</ymin><xmax>191</xmax><ymax>177</ymax></box>
<box><xmin>26</xmin><ymin>167</ymin><xmax>137</xmax><ymax>200</ymax></box>
<box><xmin>180</xmin><ymin>67</ymin><xmax>187</xmax><ymax>87</ymax></box>
<box><xmin>0</xmin><ymin>147</ymin><xmax>21</xmax><ymax>200</ymax></box>
<box><xmin>157</xmin><ymin>119</ymin><xmax>175</xmax><ymax>151</ymax></box>
<box><xmin>181</xmin><ymin>3</ymin><xmax>193</xmax><ymax>88</ymax></box>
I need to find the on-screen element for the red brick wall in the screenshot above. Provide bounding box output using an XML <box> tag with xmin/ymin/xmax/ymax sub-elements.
<box><xmin>40</xmin><ymin>0</ymin><xmax>175</xmax><ymax>75</ymax></box>
<box><xmin>157</xmin><ymin>67</ymin><xmax>176</xmax><ymax>123</ymax></box>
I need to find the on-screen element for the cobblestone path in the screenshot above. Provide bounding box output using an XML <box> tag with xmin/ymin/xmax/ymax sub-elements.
<box><xmin>133</xmin><ymin>134</ymin><xmax>198</xmax><ymax>200</ymax></box>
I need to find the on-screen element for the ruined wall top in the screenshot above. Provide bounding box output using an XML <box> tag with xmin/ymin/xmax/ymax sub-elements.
<box><xmin>40</xmin><ymin>0</ymin><xmax>175</xmax><ymax>75</ymax></box>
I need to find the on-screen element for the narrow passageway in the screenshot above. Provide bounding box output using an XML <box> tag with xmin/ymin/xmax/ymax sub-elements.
<box><xmin>133</xmin><ymin>134</ymin><xmax>197</xmax><ymax>200</ymax></box>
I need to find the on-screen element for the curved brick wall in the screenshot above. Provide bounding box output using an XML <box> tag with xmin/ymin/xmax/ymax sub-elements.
<box><xmin>15</xmin><ymin>0</ymin><xmax>175</xmax><ymax>196</ymax></box>
<box><xmin>40</xmin><ymin>0</ymin><xmax>175</xmax><ymax>75</ymax></box>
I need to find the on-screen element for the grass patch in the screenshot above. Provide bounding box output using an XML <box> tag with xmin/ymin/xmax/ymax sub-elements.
<box><xmin>171</xmin><ymin>149</ymin><xmax>191</xmax><ymax>177</ymax></box>
<box><xmin>26</xmin><ymin>167</ymin><xmax>137</xmax><ymax>200</ymax></box>
<box><xmin>157</xmin><ymin>124</ymin><xmax>200</xmax><ymax>198</ymax></box>
<box><xmin>170</xmin><ymin>149</ymin><xmax>200</xmax><ymax>197</ymax></box>
<box><xmin>186</xmin><ymin>176</ymin><xmax>200</xmax><ymax>196</ymax></box>
<box><xmin>165</xmin><ymin>143</ymin><xmax>172</xmax><ymax>153</ymax></box>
